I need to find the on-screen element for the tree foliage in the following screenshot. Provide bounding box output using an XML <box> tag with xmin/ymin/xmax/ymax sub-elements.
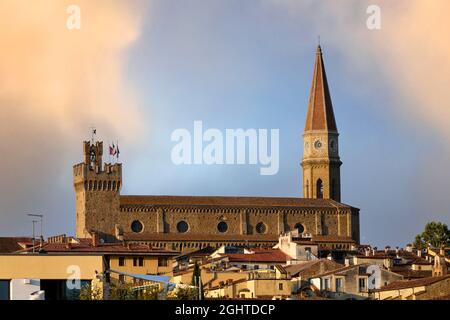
<box><xmin>174</xmin><ymin>285</ymin><xmax>198</xmax><ymax>300</ymax></box>
<box><xmin>414</xmin><ymin>221</ymin><xmax>450</xmax><ymax>249</ymax></box>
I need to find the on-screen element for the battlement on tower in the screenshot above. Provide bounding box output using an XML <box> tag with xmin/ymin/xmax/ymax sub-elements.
<box><xmin>73</xmin><ymin>140</ymin><xmax>122</xmax><ymax>192</ymax></box>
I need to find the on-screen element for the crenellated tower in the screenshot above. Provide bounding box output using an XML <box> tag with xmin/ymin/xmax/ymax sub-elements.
<box><xmin>73</xmin><ymin>140</ymin><xmax>122</xmax><ymax>239</ymax></box>
<box><xmin>302</xmin><ymin>46</ymin><xmax>342</xmax><ymax>202</ymax></box>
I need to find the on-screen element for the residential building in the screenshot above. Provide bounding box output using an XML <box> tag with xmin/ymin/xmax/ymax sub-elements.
<box><xmin>205</xmin><ymin>266</ymin><xmax>291</xmax><ymax>299</ymax></box>
<box><xmin>310</xmin><ymin>263</ymin><xmax>403</xmax><ymax>300</ymax></box>
<box><xmin>374</xmin><ymin>275</ymin><xmax>450</xmax><ymax>300</ymax></box>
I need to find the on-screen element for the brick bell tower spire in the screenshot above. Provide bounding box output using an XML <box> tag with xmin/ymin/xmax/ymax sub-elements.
<box><xmin>302</xmin><ymin>45</ymin><xmax>342</xmax><ymax>202</ymax></box>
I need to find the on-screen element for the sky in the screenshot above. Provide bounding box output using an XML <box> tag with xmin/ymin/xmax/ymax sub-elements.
<box><xmin>0</xmin><ymin>0</ymin><xmax>449</xmax><ymax>247</ymax></box>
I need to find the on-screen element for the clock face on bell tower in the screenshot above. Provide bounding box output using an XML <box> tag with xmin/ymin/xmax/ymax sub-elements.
<box><xmin>314</xmin><ymin>139</ymin><xmax>322</xmax><ymax>150</ymax></box>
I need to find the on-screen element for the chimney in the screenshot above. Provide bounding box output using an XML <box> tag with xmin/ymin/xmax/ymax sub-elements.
<box><xmin>115</xmin><ymin>224</ymin><xmax>124</xmax><ymax>241</ymax></box>
<box><xmin>365</xmin><ymin>248</ymin><xmax>370</xmax><ymax>257</ymax></box>
<box><xmin>344</xmin><ymin>257</ymin><xmax>351</xmax><ymax>266</ymax></box>
<box><xmin>372</xmin><ymin>247</ymin><xmax>377</xmax><ymax>256</ymax></box>
<box><xmin>384</xmin><ymin>246</ymin><xmax>391</xmax><ymax>254</ymax></box>
<box><xmin>92</xmin><ymin>232</ymin><xmax>98</xmax><ymax>247</ymax></box>
<box><xmin>417</xmin><ymin>249</ymin><xmax>422</xmax><ymax>258</ymax></box>
<box><xmin>405</xmin><ymin>244</ymin><xmax>413</xmax><ymax>253</ymax></box>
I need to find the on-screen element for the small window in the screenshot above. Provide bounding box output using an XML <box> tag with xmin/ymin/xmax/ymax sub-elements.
<box><xmin>176</xmin><ymin>221</ymin><xmax>189</xmax><ymax>233</ymax></box>
<box><xmin>254</xmin><ymin>265</ymin><xmax>259</xmax><ymax>270</ymax></box>
<box><xmin>294</xmin><ymin>223</ymin><xmax>305</xmax><ymax>233</ymax></box>
<box><xmin>324</xmin><ymin>278</ymin><xmax>330</xmax><ymax>290</ymax></box>
<box><xmin>359</xmin><ymin>278</ymin><xmax>366</xmax><ymax>292</ymax></box>
<box><xmin>131</xmin><ymin>220</ymin><xmax>143</xmax><ymax>233</ymax></box>
<box><xmin>133</xmin><ymin>257</ymin><xmax>143</xmax><ymax>267</ymax></box>
<box><xmin>217</xmin><ymin>221</ymin><xmax>228</xmax><ymax>233</ymax></box>
<box><xmin>158</xmin><ymin>257</ymin><xmax>168</xmax><ymax>267</ymax></box>
<box><xmin>336</xmin><ymin>278</ymin><xmax>343</xmax><ymax>292</ymax></box>
<box><xmin>256</xmin><ymin>222</ymin><xmax>267</xmax><ymax>234</ymax></box>
<box><xmin>118</xmin><ymin>257</ymin><xmax>125</xmax><ymax>267</ymax></box>
<box><xmin>278</xmin><ymin>283</ymin><xmax>283</xmax><ymax>291</ymax></box>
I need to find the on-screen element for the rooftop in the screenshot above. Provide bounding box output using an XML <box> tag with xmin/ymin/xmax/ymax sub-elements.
<box><xmin>120</xmin><ymin>195</ymin><xmax>354</xmax><ymax>209</ymax></box>
<box><xmin>17</xmin><ymin>238</ymin><xmax>179</xmax><ymax>256</ymax></box>
<box><xmin>0</xmin><ymin>237</ymin><xmax>33</xmax><ymax>253</ymax></box>
<box><xmin>375</xmin><ymin>275</ymin><xmax>450</xmax><ymax>292</ymax></box>
<box><xmin>217</xmin><ymin>248</ymin><xmax>291</xmax><ymax>263</ymax></box>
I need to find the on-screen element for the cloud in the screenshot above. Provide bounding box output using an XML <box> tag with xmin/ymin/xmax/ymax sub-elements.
<box><xmin>265</xmin><ymin>0</ymin><xmax>450</xmax><ymax>143</ymax></box>
<box><xmin>0</xmin><ymin>0</ymin><xmax>146</xmax><ymax>235</ymax></box>
<box><xmin>264</xmin><ymin>0</ymin><xmax>450</xmax><ymax>245</ymax></box>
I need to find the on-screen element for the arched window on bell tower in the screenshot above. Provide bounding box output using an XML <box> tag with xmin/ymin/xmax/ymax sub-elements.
<box><xmin>316</xmin><ymin>179</ymin><xmax>323</xmax><ymax>199</ymax></box>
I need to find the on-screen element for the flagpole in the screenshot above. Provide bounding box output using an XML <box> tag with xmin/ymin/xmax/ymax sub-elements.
<box><xmin>116</xmin><ymin>140</ymin><xmax>120</xmax><ymax>162</ymax></box>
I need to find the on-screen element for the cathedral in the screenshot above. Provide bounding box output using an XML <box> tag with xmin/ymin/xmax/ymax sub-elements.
<box><xmin>73</xmin><ymin>46</ymin><xmax>360</xmax><ymax>252</ymax></box>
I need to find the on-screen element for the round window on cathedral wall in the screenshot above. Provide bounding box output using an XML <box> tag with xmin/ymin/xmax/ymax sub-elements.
<box><xmin>131</xmin><ymin>220</ymin><xmax>143</xmax><ymax>233</ymax></box>
<box><xmin>295</xmin><ymin>223</ymin><xmax>305</xmax><ymax>234</ymax></box>
<box><xmin>177</xmin><ymin>221</ymin><xmax>189</xmax><ymax>233</ymax></box>
<box><xmin>256</xmin><ymin>222</ymin><xmax>267</xmax><ymax>234</ymax></box>
<box><xmin>217</xmin><ymin>221</ymin><xmax>228</xmax><ymax>233</ymax></box>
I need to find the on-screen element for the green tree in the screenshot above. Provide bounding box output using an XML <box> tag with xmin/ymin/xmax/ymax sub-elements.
<box><xmin>174</xmin><ymin>285</ymin><xmax>198</xmax><ymax>300</ymax></box>
<box><xmin>414</xmin><ymin>221</ymin><xmax>450</xmax><ymax>249</ymax></box>
<box><xmin>79</xmin><ymin>283</ymin><xmax>102</xmax><ymax>300</ymax></box>
<box><xmin>108</xmin><ymin>281</ymin><xmax>135</xmax><ymax>300</ymax></box>
<box><xmin>191</xmin><ymin>262</ymin><xmax>204</xmax><ymax>300</ymax></box>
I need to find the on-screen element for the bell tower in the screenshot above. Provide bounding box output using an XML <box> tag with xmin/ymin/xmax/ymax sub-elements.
<box><xmin>302</xmin><ymin>46</ymin><xmax>342</xmax><ymax>202</ymax></box>
<box><xmin>73</xmin><ymin>139</ymin><xmax>122</xmax><ymax>239</ymax></box>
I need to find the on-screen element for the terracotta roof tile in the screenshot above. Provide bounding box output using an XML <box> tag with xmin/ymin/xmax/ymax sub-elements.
<box><xmin>376</xmin><ymin>275</ymin><xmax>450</xmax><ymax>292</ymax></box>
<box><xmin>0</xmin><ymin>237</ymin><xmax>33</xmax><ymax>253</ymax></box>
<box><xmin>284</xmin><ymin>259</ymin><xmax>342</xmax><ymax>277</ymax></box>
<box><xmin>19</xmin><ymin>240</ymin><xmax>179</xmax><ymax>255</ymax></box>
<box><xmin>219</xmin><ymin>249</ymin><xmax>290</xmax><ymax>263</ymax></box>
<box><xmin>120</xmin><ymin>195</ymin><xmax>353</xmax><ymax>209</ymax></box>
<box><xmin>311</xmin><ymin>235</ymin><xmax>356</xmax><ymax>243</ymax></box>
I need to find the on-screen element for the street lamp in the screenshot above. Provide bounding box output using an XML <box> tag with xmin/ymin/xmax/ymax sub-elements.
<box><xmin>27</xmin><ymin>213</ymin><xmax>44</xmax><ymax>252</ymax></box>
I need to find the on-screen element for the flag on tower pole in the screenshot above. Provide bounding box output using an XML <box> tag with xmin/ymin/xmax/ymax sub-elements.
<box><xmin>109</xmin><ymin>143</ymin><xmax>116</xmax><ymax>156</ymax></box>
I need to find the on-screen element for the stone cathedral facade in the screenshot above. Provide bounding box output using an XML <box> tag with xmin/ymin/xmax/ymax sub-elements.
<box><xmin>73</xmin><ymin>46</ymin><xmax>360</xmax><ymax>251</ymax></box>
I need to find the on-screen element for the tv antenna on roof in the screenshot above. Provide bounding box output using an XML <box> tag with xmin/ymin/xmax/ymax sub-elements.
<box><xmin>27</xmin><ymin>213</ymin><xmax>43</xmax><ymax>252</ymax></box>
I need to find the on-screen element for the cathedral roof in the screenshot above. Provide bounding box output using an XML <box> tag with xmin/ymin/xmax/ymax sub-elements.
<box><xmin>120</xmin><ymin>195</ymin><xmax>354</xmax><ymax>209</ymax></box>
<box><xmin>304</xmin><ymin>45</ymin><xmax>338</xmax><ymax>133</ymax></box>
